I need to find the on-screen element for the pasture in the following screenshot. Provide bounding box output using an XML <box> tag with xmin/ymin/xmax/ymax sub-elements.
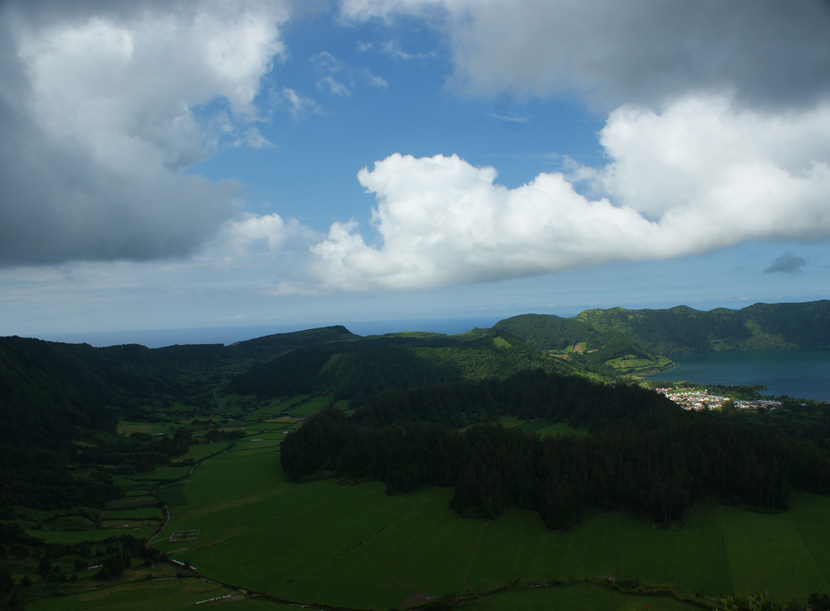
<box><xmin>285</xmin><ymin>394</ymin><xmax>340</xmax><ymax>416</ymax></box>
<box><xmin>147</xmin><ymin>429</ymin><xmax>830</xmax><ymax>610</ymax></box>
<box><xmin>470</xmin><ymin>582</ymin><xmax>703</xmax><ymax>611</ymax></box>
<box><xmin>115</xmin><ymin>422</ymin><xmax>173</xmax><ymax>436</ymax></box>
<box><xmin>499</xmin><ymin>415</ymin><xmax>587</xmax><ymax>437</ymax></box>
<box><xmin>19</xmin><ymin>395</ymin><xmax>829</xmax><ymax>610</ymax></box>
<box><xmin>25</xmin><ymin>571</ymin><xmax>284</xmax><ymax>610</ymax></box>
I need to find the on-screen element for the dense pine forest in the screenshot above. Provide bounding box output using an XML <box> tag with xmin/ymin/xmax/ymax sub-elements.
<box><xmin>281</xmin><ymin>370</ymin><xmax>830</xmax><ymax>528</ymax></box>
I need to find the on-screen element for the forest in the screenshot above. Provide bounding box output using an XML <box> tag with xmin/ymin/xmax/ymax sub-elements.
<box><xmin>281</xmin><ymin>370</ymin><xmax>830</xmax><ymax>529</ymax></box>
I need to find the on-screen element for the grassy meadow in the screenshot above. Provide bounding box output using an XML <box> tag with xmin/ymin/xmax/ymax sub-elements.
<box><xmin>27</xmin><ymin>567</ymin><xmax>288</xmax><ymax>610</ymax></box>
<box><xmin>135</xmin><ymin>421</ymin><xmax>830</xmax><ymax>610</ymax></box>
<box><xmin>16</xmin><ymin>393</ymin><xmax>830</xmax><ymax>610</ymax></box>
<box><xmin>470</xmin><ymin>582</ymin><xmax>703</xmax><ymax>611</ymax></box>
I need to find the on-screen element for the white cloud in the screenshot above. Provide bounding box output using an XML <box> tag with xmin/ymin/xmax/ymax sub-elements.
<box><xmin>273</xmin><ymin>87</ymin><xmax>323</xmax><ymax>120</ymax></box>
<box><xmin>379</xmin><ymin>39</ymin><xmax>437</xmax><ymax>61</ymax></box>
<box><xmin>340</xmin><ymin>0</ymin><xmax>446</xmax><ymax>23</ymax></box>
<box><xmin>0</xmin><ymin>0</ymin><xmax>290</xmax><ymax>265</ymax></box>
<box><xmin>586</xmin><ymin>96</ymin><xmax>830</xmax><ymax>245</ymax></box>
<box><xmin>318</xmin><ymin>75</ymin><xmax>351</xmax><ymax>97</ymax></box>
<box><xmin>192</xmin><ymin>213</ymin><xmax>320</xmax><ymax>289</ymax></box>
<box><xmin>238</xmin><ymin>127</ymin><xmax>275</xmax><ymax>149</ymax></box>
<box><xmin>362</xmin><ymin>69</ymin><xmax>389</xmax><ymax>90</ymax></box>
<box><xmin>312</xmin><ymin>95</ymin><xmax>830</xmax><ymax>290</ymax></box>
<box><xmin>486</xmin><ymin>112</ymin><xmax>530</xmax><ymax>124</ymax></box>
<box><xmin>312</xmin><ymin>153</ymin><xmax>662</xmax><ymax>290</ymax></box>
<box><xmin>327</xmin><ymin>1</ymin><xmax>830</xmax><ymax>293</ymax></box>
<box><xmin>311</xmin><ymin>50</ymin><xmax>387</xmax><ymax>96</ymax></box>
<box><xmin>219</xmin><ymin>213</ymin><xmax>314</xmax><ymax>256</ymax></box>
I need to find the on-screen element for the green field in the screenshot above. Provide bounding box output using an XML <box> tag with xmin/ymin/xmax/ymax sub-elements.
<box><xmin>286</xmin><ymin>394</ymin><xmax>337</xmax><ymax>416</ymax></box>
<box><xmin>176</xmin><ymin>440</ymin><xmax>230</xmax><ymax>462</ymax></box>
<box><xmin>100</xmin><ymin>508</ymin><xmax>163</xmax><ymax>521</ymax></box>
<box><xmin>470</xmin><ymin>582</ymin><xmax>703</xmax><ymax>611</ymax></box>
<box><xmin>26</xmin><ymin>571</ymin><xmax>286</xmax><ymax>610</ymax></box>
<box><xmin>115</xmin><ymin>422</ymin><xmax>173</xmax><ymax>436</ymax></box>
<box><xmin>499</xmin><ymin>415</ymin><xmax>587</xmax><ymax>437</ymax></box>
<box><xmin>141</xmin><ymin>432</ymin><xmax>830</xmax><ymax>610</ymax></box>
<box><xmin>13</xmin><ymin>397</ymin><xmax>830</xmax><ymax>610</ymax></box>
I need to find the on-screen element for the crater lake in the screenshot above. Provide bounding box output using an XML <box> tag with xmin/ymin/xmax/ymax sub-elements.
<box><xmin>646</xmin><ymin>349</ymin><xmax>830</xmax><ymax>402</ymax></box>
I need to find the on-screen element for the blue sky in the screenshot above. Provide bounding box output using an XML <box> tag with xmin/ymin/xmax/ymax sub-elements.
<box><xmin>1</xmin><ymin>0</ymin><xmax>829</xmax><ymax>344</ymax></box>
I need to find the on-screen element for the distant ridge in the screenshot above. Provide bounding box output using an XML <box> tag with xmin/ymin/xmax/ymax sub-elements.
<box><xmin>230</xmin><ymin>325</ymin><xmax>355</xmax><ymax>348</ymax></box>
<box><xmin>494</xmin><ymin>299</ymin><xmax>830</xmax><ymax>356</ymax></box>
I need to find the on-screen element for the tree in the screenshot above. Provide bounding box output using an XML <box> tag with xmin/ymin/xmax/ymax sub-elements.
<box><xmin>719</xmin><ymin>592</ymin><xmax>782</xmax><ymax>610</ymax></box>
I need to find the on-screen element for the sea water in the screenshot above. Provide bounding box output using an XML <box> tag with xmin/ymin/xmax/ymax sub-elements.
<box><xmin>37</xmin><ymin>316</ymin><xmax>502</xmax><ymax>349</ymax></box>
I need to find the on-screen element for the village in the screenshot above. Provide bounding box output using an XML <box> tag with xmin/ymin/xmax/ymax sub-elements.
<box><xmin>653</xmin><ymin>387</ymin><xmax>783</xmax><ymax>412</ymax></box>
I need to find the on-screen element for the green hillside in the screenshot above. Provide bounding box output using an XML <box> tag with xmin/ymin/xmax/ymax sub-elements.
<box><xmin>577</xmin><ymin>300</ymin><xmax>830</xmax><ymax>353</ymax></box>
<box><xmin>230</xmin><ymin>331</ymin><xmax>577</xmax><ymax>400</ymax></box>
<box><xmin>491</xmin><ymin>313</ymin><xmax>669</xmax><ymax>376</ymax></box>
<box><xmin>495</xmin><ymin>299</ymin><xmax>830</xmax><ymax>358</ymax></box>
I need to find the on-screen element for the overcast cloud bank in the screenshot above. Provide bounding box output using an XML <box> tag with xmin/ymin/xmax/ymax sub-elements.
<box><xmin>341</xmin><ymin>0</ymin><xmax>830</xmax><ymax>110</ymax></box>
<box><xmin>1</xmin><ymin>0</ymin><xmax>288</xmax><ymax>265</ymax></box>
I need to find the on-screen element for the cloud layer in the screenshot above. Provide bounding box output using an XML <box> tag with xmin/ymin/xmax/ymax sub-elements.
<box><xmin>765</xmin><ymin>254</ymin><xmax>807</xmax><ymax>275</ymax></box>
<box><xmin>0</xmin><ymin>0</ymin><xmax>288</xmax><ymax>265</ymax></box>
<box><xmin>3</xmin><ymin>0</ymin><xmax>829</xmax><ymax>302</ymax></box>
<box><xmin>310</xmin><ymin>0</ymin><xmax>830</xmax><ymax>291</ymax></box>
<box><xmin>342</xmin><ymin>0</ymin><xmax>830</xmax><ymax>110</ymax></box>
<box><xmin>313</xmin><ymin>96</ymin><xmax>830</xmax><ymax>290</ymax></box>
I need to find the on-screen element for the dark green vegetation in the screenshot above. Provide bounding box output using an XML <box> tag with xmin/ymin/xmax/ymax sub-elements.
<box><xmin>1</xmin><ymin>300</ymin><xmax>830</xmax><ymax>609</ymax></box>
<box><xmin>282</xmin><ymin>372</ymin><xmax>830</xmax><ymax>528</ymax></box>
<box><xmin>229</xmin><ymin>329</ymin><xmax>574</xmax><ymax>400</ymax></box>
<box><xmin>494</xmin><ymin>299</ymin><xmax>830</xmax><ymax>376</ymax></box>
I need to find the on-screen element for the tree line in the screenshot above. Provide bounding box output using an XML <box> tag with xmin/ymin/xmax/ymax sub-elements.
<box><xmin>281</xmin><ymin>371</ymin><xmax>830</xmax><ymax>529</ymax></box>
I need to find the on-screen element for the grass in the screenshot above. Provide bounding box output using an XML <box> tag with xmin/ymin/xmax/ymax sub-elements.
<box><xmin>42</xmin><ymin>515</ymin><xmax>99</xmax><ymax>531</ymax></box>
<box><xmin>28</xmin><ymin>526</ymin><xmax>158</xmax><ymax>545</ymax></box>
<box><xmin>499</xmin><ymin>416</ymin><xmax>587</xmax><ymax>437</ymax></box>
<box><xmin>717</xmin><ymin>497</ymin><xmax>830</xmax><ymax>601</ymax></box>
<box><xmin>105</xmin><ymin>496</ymin><xmax>159</xmax><ymax>511</ymax></box>
<box><xmin>18</xmin><ymin>396</ymin><xmax>830</xmax><ymax>610</ymax></box>
<box><xmin>115</xmin><ymin>422</ymin><xmax>173</xmax><ymax>436</ymax></box>
<box><xmin>470</xmin><ymin>581</ymin><xmax>704</xmax><ymax>611</ymax></box>
<box><xmin>286</xmin><ymin>395</ymin><xmax>335</xmax><ymax>416</ymax></box>
<box><xmin>175</xmin><ymin>440</ymin><xmax>230</xmax><ymax>462</ymax></box>
<box><xmin>22</xmin><ymin>443</ymin><xmax>830</xmax><ymax>610</ymax></box>
<box><xmin>493</xmin><ymin>336</ymin><xmax>511</xmax><ymax>349</ymax></box>
<box><xmin>127</xmin><ymin>464</ymin><xmax>192</xmax><ymax>482</ymax></box>
<box><xmin>141</xmin><ymin>429</ymin><xmax>830</xmax><ymax>610</ymax></box>
<box><xmin>157</xmin><ymin>483</ymin><xmax>187</xmax><ymax>508</ymax></box>
<box><xmin>26</xmin><ymin>572</ymin><xmax>285</xmax><ymax>610</ymax></box>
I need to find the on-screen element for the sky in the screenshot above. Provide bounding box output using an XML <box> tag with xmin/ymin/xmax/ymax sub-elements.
<box><xmin>2</xmin><ymin>0</ymin><xmax>830</xmax><ymax>344</ymax></box>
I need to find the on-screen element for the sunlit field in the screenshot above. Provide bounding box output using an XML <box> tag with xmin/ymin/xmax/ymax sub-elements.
<box><xmin>131</xmin><ymin>421</ymin><xmax>830</xmax><ymax>609</ymax></box>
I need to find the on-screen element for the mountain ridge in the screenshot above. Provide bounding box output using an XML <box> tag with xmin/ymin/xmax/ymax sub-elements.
<box><xmin>495</xmin><ymin>299</ymin><xmax>830</xmax><ymax>357</ymax></box>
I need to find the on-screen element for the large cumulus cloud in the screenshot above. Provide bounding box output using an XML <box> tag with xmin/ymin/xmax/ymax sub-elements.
<box><xmin>313</xmin><ymin>96</ymin><xmax>830</xmax><ymax>290</ymax></box>
<box><xmin>312</xmin><ymin>153</ymin><xmax>661</xmax><ymax>289</ymax></box>
<box><xmin>308</xmin><ymin>0</ymin><xmax>830</xmax><ymax>291</ymax></box>
<box><xmin>0</xmin><ymin>0</ymin><xmax>289</xmax><ymax>265</ymax></box>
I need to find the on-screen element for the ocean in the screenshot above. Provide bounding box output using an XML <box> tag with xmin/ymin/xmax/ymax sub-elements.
<box><xmin>37</xmin><ymin>316</ymin><xmax>503</xmax><ymax>349</ymax></box>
